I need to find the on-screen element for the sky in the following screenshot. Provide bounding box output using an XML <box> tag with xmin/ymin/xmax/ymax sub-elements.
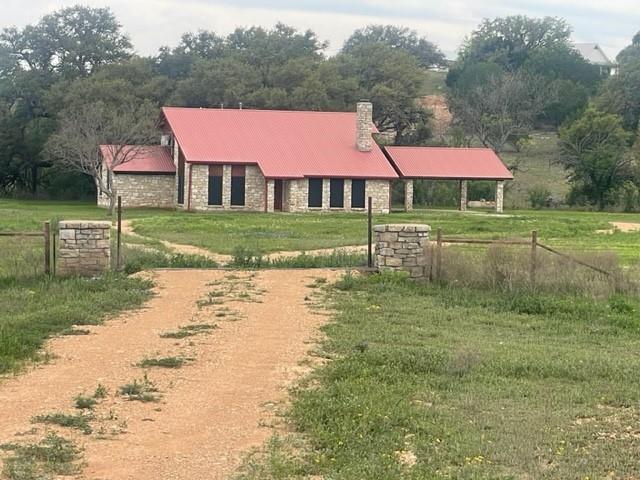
<box><xmin>3</xmin><ymin>0</ymin><xmax>639</xmax><ymax>59</ymax></box>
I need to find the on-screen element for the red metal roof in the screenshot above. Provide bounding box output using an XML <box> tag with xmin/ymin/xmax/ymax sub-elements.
<box><xmin>386</xmin><ymin>147</ymin><xmax>513</xmax><ymax>180</ymax></box>
<box><xmin>100</xmin><ymin>145</ymin><xmax>175</xmax><ymax>174</ymax></box>
<box><xmin>161</xmin><ymin>107</ymin><xmax>398</xmax><ymax>179</ymax></box>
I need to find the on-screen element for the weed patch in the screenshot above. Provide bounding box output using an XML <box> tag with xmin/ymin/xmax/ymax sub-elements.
<box><xmin>32</xmin><ymin>412</ymin><xmax>93</xmax><ymax>434</ymax></box>
<box><xmin>138</xmin><ymin>356</ymin><xmax>185</xmax><ymax>369</ymax></box>
<box><xmin>160</xmin><ymin>324</ymin><xmax>218</xmax><ymax>339</ymax></box>
<box><xmin>118</xmin><ymin>375</ymin><xmax>160</xmax><ymax>402</ymax></box>
<box><xmin>1</xmin><ymin>433</ymin><xmax>82</xmax><ymax>479</ymax></box>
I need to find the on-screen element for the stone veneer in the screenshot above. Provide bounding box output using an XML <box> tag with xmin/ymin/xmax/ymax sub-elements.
<box><xmin>98</xmin><ymin>173</ymin><xmax>174</xmax><ymax>208</ymax></box>
<box><xmin>496</xmin><ymin>181</ymin><xmax>505</xmax><ymax>213</ymax></box>
<box><xmin>283</xmin><ymin>179</ymin><xmax>390</xmax><ymax>213</ymax></box>
<box><xmin>58</xmin><ymin>221</ymin><xmax>111</xmax><ymax>277</ymax></box>
<box><xmin>188</xmin><ymin>163</ymin><xmax>265</xmax><ymax>211</ymax></box>
<box><xmin>374</xmin><ymin>224</ymin><xmax>430</xmax><ymax>278</ymax></box>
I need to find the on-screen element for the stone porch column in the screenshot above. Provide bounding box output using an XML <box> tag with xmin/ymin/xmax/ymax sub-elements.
<box><xmin>322</xmin><ymin>178</ymin><xmax>330</xmax><ymax>210</ymax></box>
<box><xmin>496</xmin><ymin>181</ymin><xmax>505</xmax><ymax>213</ymax></box>
<box><xmin>266</xmin><ymin>180</ymin><xmax>275</xmax><ymax>212</ymax></box>
<box><xmin>222</xmin><ymin>165</ymin><xmax>231</xmax><ymax>209</ymax></box>
<box><xmin>459</xmin><ymin>180</ymin><xmax>468</xmax><ymax>211</ymax></box>
<box><xmin>404</xmin><ymin>180</ymin><xmax>414</xmax><ymax>212</ymax></box>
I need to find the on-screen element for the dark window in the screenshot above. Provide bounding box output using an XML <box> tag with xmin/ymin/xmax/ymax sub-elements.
<box><xmin>308</xmin><ymin>178</ymin><xmax>323</xmax><ymax>208</ymax></box>
<box><xmin>351</xmin><ymin>179</ymin><xmax>366</xmax><ymax>208</ymax></box>
<box><xmin>177</xmin><ymin>153</ymin><xmax>185</xmax><ymax>204</ymax></box>
<box><xmin>208</xmin><ymin>165</ymin><xmax>223</xmax><ymax>205</ymax></box>
<box><xmin>330</xmin><ymin>179</ymin><xmax>344</xmax><ymax>208</ymax></box>
<box><xmin>231</xmin><ymin>165</ymin><xmax>245</xmax><ymax>206</ymax></box>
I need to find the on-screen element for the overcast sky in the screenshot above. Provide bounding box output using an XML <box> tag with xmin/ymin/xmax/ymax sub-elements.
<box><xmin>3</xmin><ymin>0</ymin><xmax>639</xmax><ymax>59</ymax></box>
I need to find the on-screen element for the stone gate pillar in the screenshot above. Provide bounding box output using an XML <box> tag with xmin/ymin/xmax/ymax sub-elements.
<box><xmin>374</xmin><ymin>224</ymin><xmax>430</xmax><ymax>278</ymax></box>
<box><xmin>58</xmin><ymin>221</ymin><xmax>111</xmax><ymax>277</ymax></box>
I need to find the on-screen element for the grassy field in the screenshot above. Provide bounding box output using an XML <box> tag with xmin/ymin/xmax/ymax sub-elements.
<box><xmin>0</xmin><ymin>274</ymin><xmax>152</xmax><ymax>374</ymax></box>
<box><xmin>238</xmin><ymin>273</ymin><xmax>640</xmax><ymax>479</ymax></box>
<box><xmin>420</xmin><ymin>70</ymin><xmax>448</xmax><ymax>96</ymax></box>
<box><xmin>2</xmin><ymin>199</ymin><xmax>640</xmax><ymax>263</ymax></box>
<box><xmin>502</xmin><ymin>132</ymin><xmax>570</xmax><ymax>208</ymax></box>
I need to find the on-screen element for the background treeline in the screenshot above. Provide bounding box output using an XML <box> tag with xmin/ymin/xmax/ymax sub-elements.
<box><xmin>1</xmin><ymin>6</ymin><xmax>640</xmax><ymax>210</ymax></box>
<box><xmin>0</xmin><ymin>7</ymin><xmax>443</xmax><ymax>198</ymax></box>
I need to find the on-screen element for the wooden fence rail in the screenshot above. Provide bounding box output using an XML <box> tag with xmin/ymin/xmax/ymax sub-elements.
<box><xmin>434</xmin><ymin>228</ymin><xmax>613</xmax><ymax>284</ymax></box>
<box><xmin>0</xmin><ymin>221</ymin><xmax>53</xmax><ymax>275</ymax></box>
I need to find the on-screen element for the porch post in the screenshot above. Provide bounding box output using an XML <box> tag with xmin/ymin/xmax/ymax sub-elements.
<box><xmin>459</xmin><ymin>180</ymin><xmax>468</xmax><ymax>211</ymax></box>
<box><xmin>266</xmin><ymin>180</ymin><xmax>275</xmax><ymax>213</ymax></box>
<box><xmin>496</xmin><ymin>181</ymin><xmax>505</xmax><ymax>213</ymax></box>
<box><xmin>404</xmin><ymin>180</ymin><xmax>414</xmax><ymax>212</ymax></box>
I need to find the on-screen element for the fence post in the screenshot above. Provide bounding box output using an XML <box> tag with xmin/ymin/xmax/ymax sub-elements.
<box><xmin>116</xmin><ymin>196</ymin><xmax>122</xmax><ymax>270</ymax></box>
<box><xmin>436</xmin><ymin>228</ymin><xmax>443</xmax><ymax>281</ymax></box>
<box><xmin>530</xmin><ymin>230</ymin><xmax>538</xmax><ymax>286</ymax></box>
<box><xmin>367</xmin><ymin>196</ymin><xmax>373</xmax><ymax>269</ymax></box>
<box><xmin>44</xmin><ymin>221</ymin><xmax>51</xmax><ymax>276</ymax></box>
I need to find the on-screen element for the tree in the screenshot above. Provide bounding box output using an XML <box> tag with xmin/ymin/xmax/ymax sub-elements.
<box><xmin>559</xmin><ymin>108</ymin><xmax>633</xmax><ymax>209</ymax></box>
<box><xmin>458</xmin><ymin>16</ymin><xmax>572</xmax><ymax>70</ymax></box>
<box><xmin>596</xmin><ymin>60</ymin><xmax>640</xmax><ymax>131</ymax></box>
<box><xmin>448</xmin><ymin>70</ymin><xmax>552</xmax><ymax>153</ymax></box>
<box><xmin>617</xmin><ymin>31</ymin><xmax>640</xmax><ymax>66</ymax></box>
<box><xmin>343</xmin><ymin>25</ymin><xmax>445</xmax><ymax>67</ymax></box>
<box><xmin>597</xmin><ymin>32</ymin><xmax>640</xmax><ymax>132</ymax></box>
<box><xmin>46</xmin><ymin>102</ymin><xmax>159</xmax><ymax>213</ymax></box>
<box><xmin>337</xmin><ymin>43</ymin><xmax>433</xmax><ymax>144</ymax></box>
<box><xmin>0</xmin><ymin>5</ymin><xmax>132</xmax><ymax>77</ymax></box>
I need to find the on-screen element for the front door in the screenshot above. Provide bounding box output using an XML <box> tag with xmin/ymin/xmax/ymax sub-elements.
<box><xmin>274</xmin><ymin>180</ymin><xmax>283</xmax><ymax>211</ymax></box>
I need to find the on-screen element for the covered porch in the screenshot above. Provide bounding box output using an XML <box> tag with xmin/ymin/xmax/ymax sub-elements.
<box><xmin>385</xmin><ymin>147</ymin><xmax>514</xmax><ymax>213</ymax></box>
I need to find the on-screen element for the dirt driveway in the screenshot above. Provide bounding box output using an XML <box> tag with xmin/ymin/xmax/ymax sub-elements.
<box><xmin>0</xmin><ymin>269</ymin><xmax>341</xmax><ymax>479</ymax></box>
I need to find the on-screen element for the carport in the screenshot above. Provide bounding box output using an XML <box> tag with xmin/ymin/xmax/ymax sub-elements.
<box><xmin>385</xmin><ymin>147</ymin><xmax>514</xmax><ymax>213</ymax></box>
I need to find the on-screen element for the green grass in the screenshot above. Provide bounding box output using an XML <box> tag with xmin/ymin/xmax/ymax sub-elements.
<box><xmin>138</xmin><ymin>356</ymin><xmax>186</xmax><ymax>369</ymax></box>
<box><xmin>31</xmin><ymin>412</ymin><xmax>93</xmax><ymax>434</ymax></box>
<box><xmin>118</xmin><ymin>375</ymin><xmax>160</xmax><ymax>402</ymax></box>
<box><xmin>5</xmin><ymin>198</ymin><xmax>640</xmax><ymax>266</ymax></box>
<box><xmin>238</xmin><ymin>272</ymin><xmax>640</xmax><ymax>479</ymax></box>
<box><xmin>159</xmin><ymin>324</ymin><xmax>218</xmax><ymax>339</ymax></box>
<box><xmin>502</xmin><ymin>132</ymin><xmax>570</xmax><ymax>208</ymax></box>
<box><xmin>0</xmin><ymin>273</ymin><xmax>153</xmax><ymax>374</ymax></box>
<box><xmin>1</xmin><ymin>433</ymin><xmax>82</xmax><ymax>479</ymax></box>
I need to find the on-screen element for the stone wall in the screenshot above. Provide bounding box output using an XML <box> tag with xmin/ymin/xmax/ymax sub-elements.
<box><xmin>97</xmin><ymin>164</ymin><xmax>175</xmax><ymax>209</ymax></box>
<box><xmin>189</xmin><ymin>163</ymin><xmax>266</xmax><ymax>212</ymax></box>
<box><xmin>285</xmin><ymin>178</ymin><xmax>391</xmax><ymax>213</ymax></box>
<box><xmin>58</xmin><ymin>221</ymin><xmax>111</xmax><ymax>277</ymax></box>
<box><xmin>374</xmin><ymin>224</ymin><xmax>430</xmax><ymax>278</ymax></box>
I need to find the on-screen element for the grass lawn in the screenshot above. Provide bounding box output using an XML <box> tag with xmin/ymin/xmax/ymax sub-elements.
<box><xmin>239</xmin><ymin>273</ymin><xmax>640</xmax><ymax>479</ymax></box>
<box><xmin>3</xmin><ymin>199</ymin><xmax>640</xmax><ymax>264</ymax></box>
<box><xmin>0</xmin><ymin>274</ymin><xmax>152</xmax><ymax>374</ymax></box>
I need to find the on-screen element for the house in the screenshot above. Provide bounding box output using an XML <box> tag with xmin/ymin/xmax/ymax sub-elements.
<box><xmin>99</xmin><ymin>102</ymin><xmax>513</xmax><ymax>213</ymax></box>
<box><xmin>575</xmin><ymin>43</ymin><xmax>617</xmax><ymax>76</ymax></box>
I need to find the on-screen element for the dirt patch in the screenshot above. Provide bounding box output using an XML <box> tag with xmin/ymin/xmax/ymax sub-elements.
<box><xmin>0</xmin><ymin>268</ymin><xmax>341</xmax><ymax>479</ymax></box>
<box><xmin>596</xmin><ymin>222</ymin><xmax>640</xmax><ymax>234</ymax></box>
<box><xmin>120</xmin><ymin>219</ymin><xmax>367</xmax><ymax>263</ymax></box>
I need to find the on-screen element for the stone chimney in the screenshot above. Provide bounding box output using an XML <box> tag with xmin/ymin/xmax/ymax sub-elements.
<box><xmin>356</xmin><ymin>101</ymin><xmax>373</xmax><ymax>152</ymax></box>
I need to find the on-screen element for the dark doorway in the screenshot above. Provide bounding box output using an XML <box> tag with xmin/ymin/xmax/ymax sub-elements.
<box><xmin>274</xmin><ymin>180</ymin><xmax>283</xmax><ymax>211</ymax></box>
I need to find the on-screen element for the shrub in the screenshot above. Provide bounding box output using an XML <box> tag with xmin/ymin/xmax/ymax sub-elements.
<box><xmin>528</xmin><ymin>186</ymin><xmax>551</xmax><ymax>209</ymax></box>
<box><xmin>123</xmin><ymin>247</ymin><xmax>217</xmax><ymax>274</ymax></box>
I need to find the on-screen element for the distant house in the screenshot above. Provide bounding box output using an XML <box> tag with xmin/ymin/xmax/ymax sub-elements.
<box><xmin>575</xmin><ymin>43</ymin><xmax>617</xmax><ymax>76</ymax></box>
<box><xmin>99</xmin><ymin>102</ymin><xmax>513</xmax><ymax>213</ymax></box>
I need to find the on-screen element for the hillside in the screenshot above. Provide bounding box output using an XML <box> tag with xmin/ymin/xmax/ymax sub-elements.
<box><xmin>501</xmin><ymin>132</ymin><xmax>570</xmax><ymax>208</ymax></box>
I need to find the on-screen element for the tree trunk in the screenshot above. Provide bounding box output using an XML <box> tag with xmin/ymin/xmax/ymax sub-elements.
<box><xmin>108</xmin><ymin>189</ymin><xmax>117</xmax><ymax>215</ymax></box>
